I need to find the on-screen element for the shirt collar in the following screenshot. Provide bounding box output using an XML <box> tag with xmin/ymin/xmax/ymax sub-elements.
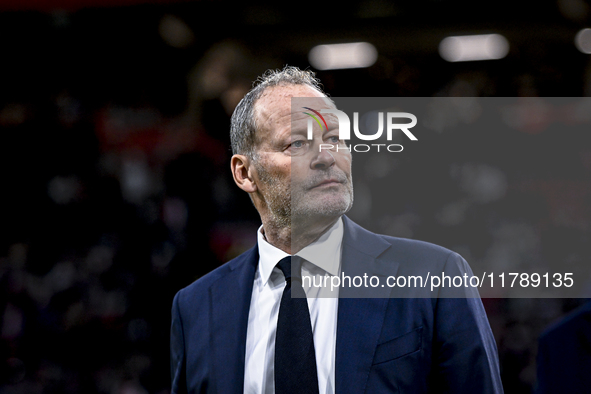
<box><xmin>257</xmin><ymin>227</ymin><xmax>290</xmax><ymax>287</ymax></box>
<box><xmin>256</xmin><ymin>217</ymin><xmax>344</xmax><ymax>287</ymax></box>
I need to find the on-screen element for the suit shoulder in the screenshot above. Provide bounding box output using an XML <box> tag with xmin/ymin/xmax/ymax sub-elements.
<box><xmin>379</xmin><ymin>233</ymin><xmax>457</xmax><ymax>260</ymax></box>
<box><xmin>174</xmin><ymin>246</ymin><xmax>257</xmax><ymax>304</ymax></box>
<box><xmin>539</xmin><ymin>301</ymin><xmax>591</xmax><ymax>342</ymax></box>
<box><xmin>343</xmin><ymin>216</ymin><xmax>457</xmax><ymax>261</ymax></box>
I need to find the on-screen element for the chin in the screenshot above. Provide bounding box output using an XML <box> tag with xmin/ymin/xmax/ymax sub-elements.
<box><xmin>293</xmin><ymin>196</ymin><xmax>353</xmax><ymax>219</ymax></box>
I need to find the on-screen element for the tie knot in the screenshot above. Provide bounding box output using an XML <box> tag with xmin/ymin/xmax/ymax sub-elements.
<box><xmin>276</xmin><ymin>256</ymin><xmax>302</xmax><ymax>281</ymax></box>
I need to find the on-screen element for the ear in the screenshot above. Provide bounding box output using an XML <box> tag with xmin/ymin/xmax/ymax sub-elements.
<box><xmin>231</xmin><ymin>154</ymin><xmax>257</xmax><ymax>193</ymax></box>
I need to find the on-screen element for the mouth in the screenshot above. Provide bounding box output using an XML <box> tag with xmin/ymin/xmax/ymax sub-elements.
<box><xmin>312</xmin><ymin>179</ymin><xmax>343</xmax><ymax>189</ymax></box>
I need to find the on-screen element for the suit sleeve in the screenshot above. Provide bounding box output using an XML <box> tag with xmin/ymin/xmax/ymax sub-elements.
<box><xmin>171</xmin><ymin>291</ymin><xmax>188</xmax><ymax>394</ymax></box>
<box><xmin>431</xmin><ymin>252</ymin><xmax>504</xmax><ymax>394</ymax></box>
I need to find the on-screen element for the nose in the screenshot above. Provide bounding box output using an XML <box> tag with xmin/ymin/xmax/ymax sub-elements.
<box><xmin>310</xmin><ymin>147</ymin><xmax>336</xmax><ymax>170</ymax></box>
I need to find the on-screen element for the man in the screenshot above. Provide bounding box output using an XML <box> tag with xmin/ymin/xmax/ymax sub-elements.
<box><xmin>170</xmin><ymin>66</ymin><xmax>503</xmax><ymax>393</ymax></box>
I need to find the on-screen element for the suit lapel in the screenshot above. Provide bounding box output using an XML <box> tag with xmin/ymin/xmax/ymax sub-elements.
<box><xmin>210</xmin><ymin>246</ymin><xmax>258</xmax><ymax>394</ymax></box>
<box><xmin>336</xmin><ymin>217</ymin><xmax>400</xmax><ymax>394</ymax></box>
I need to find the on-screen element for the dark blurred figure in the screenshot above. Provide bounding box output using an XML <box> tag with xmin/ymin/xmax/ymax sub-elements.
<box><xmin>536</xmin><ymin>300</ymin><xmax>591</xmax><ymax>394</ymax></box>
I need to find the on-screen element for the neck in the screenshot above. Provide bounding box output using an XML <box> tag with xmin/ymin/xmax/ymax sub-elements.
<box><xmin>261</xmin><ymin>215</ymin><xmax>340</xmax><ymax>254</ymax></box>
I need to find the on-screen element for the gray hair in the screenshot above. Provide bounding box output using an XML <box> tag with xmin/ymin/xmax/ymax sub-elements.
<box><xmin>230</xmin><ymin>66</ymin><xmax>325</xmax><ymax>158</ymax></box>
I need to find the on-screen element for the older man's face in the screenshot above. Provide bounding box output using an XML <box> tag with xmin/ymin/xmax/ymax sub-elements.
<box><xmin>252</xmin><ymin>84</ymin><xmax>353</xmax><ymax>227</ymax></box>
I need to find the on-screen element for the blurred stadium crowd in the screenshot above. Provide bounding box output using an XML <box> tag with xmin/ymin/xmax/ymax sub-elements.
<box><xmin>1</xmin><ymin>1</ymin><xmax>591</xmax><ymax>393</ymax></box>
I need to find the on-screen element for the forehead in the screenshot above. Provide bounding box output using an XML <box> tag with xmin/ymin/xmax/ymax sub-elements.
<box><xmin>254</xmin><ymin>84</ymin><xmax>334</xmax><ymax>136</ymax></box>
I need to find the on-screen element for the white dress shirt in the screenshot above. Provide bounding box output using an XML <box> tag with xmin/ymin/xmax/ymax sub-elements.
<box><xmin>243</xmin><ymin>218</ymin><xmax>343</xmax><ymax>394</ymax></box>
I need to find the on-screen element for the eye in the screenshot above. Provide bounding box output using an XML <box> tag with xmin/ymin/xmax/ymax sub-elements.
<box><xmin>327</xmin><ymin>136</ymin><xmax>340</xmax><ymax>144</ymax></box>
<box><xmin>292</xmin><ymin>140</ymin><xmax>305</xmax><ymax>148</ymax></box>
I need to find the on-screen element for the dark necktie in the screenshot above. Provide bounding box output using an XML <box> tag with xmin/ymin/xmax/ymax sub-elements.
<box><xmin>274</xmin><ymin>256</ymin><xmax>320</xmax><ymax>394</ymax></box>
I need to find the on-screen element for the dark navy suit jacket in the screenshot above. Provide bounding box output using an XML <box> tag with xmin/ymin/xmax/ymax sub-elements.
<box><xmin>171</xmin><ymin>216</ymin><xmax>503</xmax><ymax>393</ymax></box>
<box><xmin>536</xmin><ymin>301</ymin><xmax>591</xmax><ymax>394</ymax></box>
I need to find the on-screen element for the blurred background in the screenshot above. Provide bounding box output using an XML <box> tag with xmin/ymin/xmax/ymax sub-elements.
<box><xmin>1</xmin><ymin>0</ymin><xmax>590</xmax><ymax>393</ymax></box>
